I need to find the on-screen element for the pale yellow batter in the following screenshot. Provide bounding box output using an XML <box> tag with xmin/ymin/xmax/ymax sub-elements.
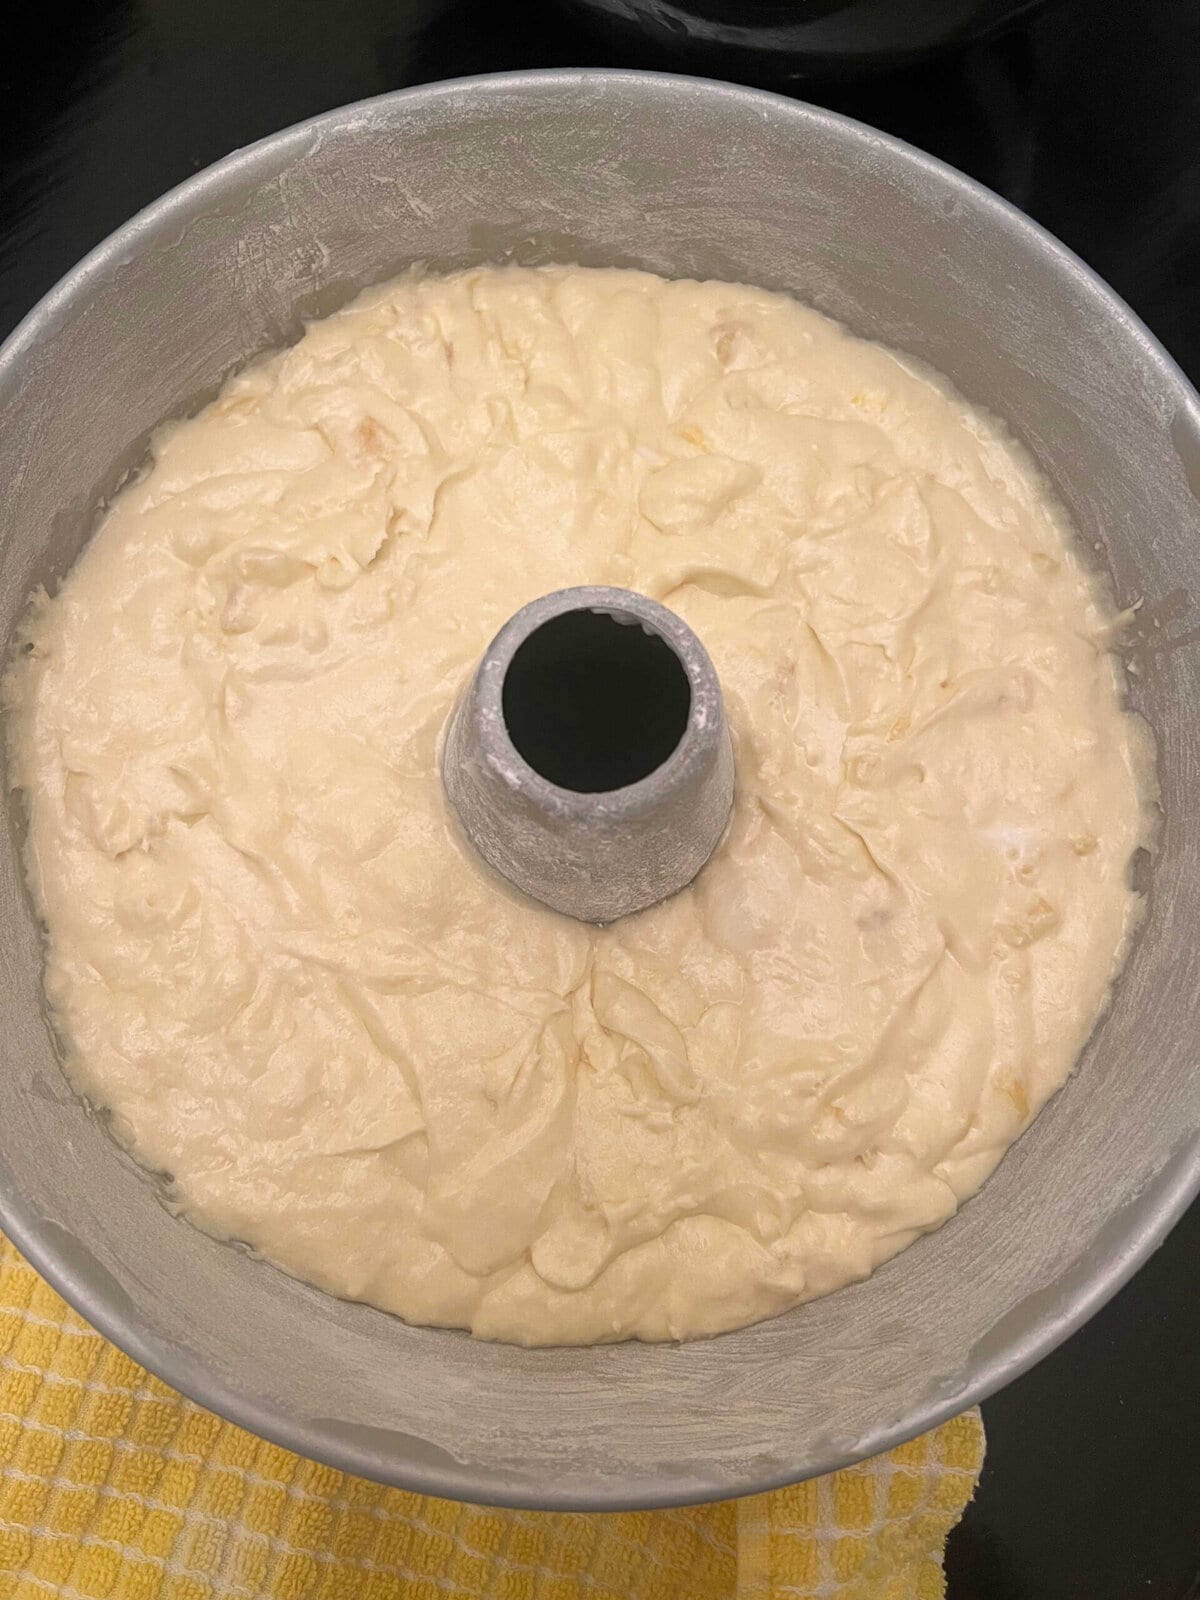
<box><xmin>7</xmin><ymin>267</ymin><xmax>1149</xmax><ymax>1344</ymax></box>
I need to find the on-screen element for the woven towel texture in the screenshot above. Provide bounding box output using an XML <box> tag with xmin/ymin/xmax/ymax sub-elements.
<box><xmin>0</xmin><ymin>1235</ymin><xmax>983</xmax><ymax>1600</ymax></box>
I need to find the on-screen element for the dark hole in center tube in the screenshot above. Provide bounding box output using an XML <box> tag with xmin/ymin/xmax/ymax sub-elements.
<box><xmin>502</xmin><ymin>609</ymin><xmax>692</xmax><ymax>793</ymax></box>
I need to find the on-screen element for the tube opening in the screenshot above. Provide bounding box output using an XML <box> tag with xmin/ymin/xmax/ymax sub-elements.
<box><xmin>502</xmin><ymin>608</ymin><xmax>691</xmax><ymax>793</ymax></box>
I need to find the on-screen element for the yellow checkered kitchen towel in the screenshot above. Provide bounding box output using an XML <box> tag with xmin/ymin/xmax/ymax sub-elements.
<box><xmin>0</xmin><ymin>1234</ymin><xmax>983</xmax><ymax>1600</ymax></box>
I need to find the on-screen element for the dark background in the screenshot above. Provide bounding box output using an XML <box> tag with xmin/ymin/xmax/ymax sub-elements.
<box><xmin>2</xmin><ymin>0</ymin><xmax>1197</xmax><ymax>1595</ymax></box>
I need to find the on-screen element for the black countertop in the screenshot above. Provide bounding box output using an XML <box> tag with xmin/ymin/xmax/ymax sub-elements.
<box><xmin>4</xmin><ymin>2</ymin><xmax>1198</xmax><ymax>1595</ymax></box>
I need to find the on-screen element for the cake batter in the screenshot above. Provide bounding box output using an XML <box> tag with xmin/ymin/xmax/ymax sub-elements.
<box><xmin>6</xmin><ymin>267</ymin><xmax>1149</xmax><ymax>1344</ymax></box>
